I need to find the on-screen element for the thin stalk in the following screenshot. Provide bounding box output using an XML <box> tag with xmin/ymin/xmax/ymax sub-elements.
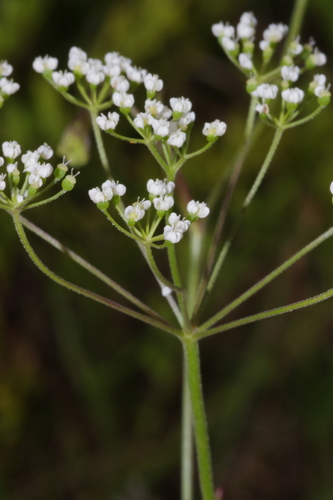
<box><xmin>23</xmin><ymin>190</ymin><xmax>67</xmax><ymax>211</ymax></box>
<box><xmin>12</xmin><ymin>212</ymin><xmax>180</xmax><ymax>337</ymax></box>
<box><xmin>90</xmin><ymin>110</ymin><xmax>112</xmax><ymax>178</ymax></box>
<box><xmin>195</xmin><ymin>285</ymin><xmax>333</xmax><ymax>340</ymax></box>
<box><xmin>181</xmin><ymin>360</ymin><xmax>194</xmax><ymax>500</ymax></box>
<box><xmin>207</xmin><ymin>128</ymin><xmax>283</xmax><ymax>296</ymax></box>
<box><xmin>183</xmin><ymin>337</ymin><xmax>215</xmax><ymax>500</ymax></box>
<box><xmin>19</xmin><ymin>215</ymin><xmax>165</xmax><ymax>321</ymax></box>
<box><xmin>283</xmin><ymin>106</ymin><xmax>325</xmax><ymax>129</ymax></box>
<box><xmin>145</xmin><ymin>245</ymin><xmax>184</xmax><ymax>295</ymax></box>
<box><xmin>167</xmin><ymin>244</ymin><xmax>191</xmax><ymax>331</ymax></box>
<box><xmin>187</xmin><ymin>223</ymin><xmax>204</xmax><ymax>318</ymax></box>
<box><xmin>282</xmin><ymin>0</ymin><xmax>309</xmax><ymax>58</ymax></box>
<box><xmin>199</xmin><ymin>226</ymin><xmax>333</xmax><ymax>332</ymax></box>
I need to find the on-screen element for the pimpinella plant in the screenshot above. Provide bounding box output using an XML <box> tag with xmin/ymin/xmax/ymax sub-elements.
<box><xmin>1</xmin><ymin>0</ymin><xmax>333</xmax><ymax>498</ymax></box>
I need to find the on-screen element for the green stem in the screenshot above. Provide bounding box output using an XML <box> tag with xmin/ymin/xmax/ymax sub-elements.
<box><xmin>181</xmin><ymin>359</ymin><xmax>194</xmax><ymax>500</ymax></box>
<box><xmin>199</xmin><ymin>226</ymin><xmax>333</xmax><ymax>332</ymax></box>
<box><xmin>282</xmin><ymin>0</ymin><xmax>309</xmax><ymax>58</ymax></box>
<box><xmin>167</xmin><ymin>244</ymin><xmax>191</xmax><ymax>331</ymax></box>
<box><xmin>183</xmin><ymin>337</ymin><xmax>215</xmax><ymax>500</ymax></box>
<box><xmin>23</xmin><ymin>189</ymin><xmax>67</xmax><ymax>211</ymax></box>
<box><xmin>207</xmin><ymin>128</ymin><xmax>283</xmax><ymax>296</ymax></box>
<box><xmin>90</xmin><ymin>110</ymin><xmax>112</xmax><ymax>178</ymax></box>
<box><xmin>283</xmin><ymin>106</ymin><xmax>325</xmax><ymax>129</ymax></box>
<box><xmin>19</xmin><ymin>215</ymin><xmax>165</xmax><ymax>321</ymax></box>
<box><xmin>13</xmin><ymin>212</ymin><xmax>179</xmax><ymax>337</ymax></box>
<box><xmin>146</xmin><ymin>143</ymin><xmax>169</xmax><ymax>173</ymax></box>
<box><xmin>145</xmin><ymin>245</ymin><xmax>184</xmax><ymax>295</ymax></box>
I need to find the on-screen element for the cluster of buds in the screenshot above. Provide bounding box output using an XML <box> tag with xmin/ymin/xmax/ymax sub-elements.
<box><xmin>88</xmin><ymin>177</ymin><xmax>210</xmax><ymax>245</ymax></box>
<box><xmin>0</xmin><ymin>60</ymin><xmax>19</xmax><ymax>107</ymax></box>
<box><xmin>0</xmin><ymin>141</ymin><xmax>75</xmax><ymax>210</ymax></box>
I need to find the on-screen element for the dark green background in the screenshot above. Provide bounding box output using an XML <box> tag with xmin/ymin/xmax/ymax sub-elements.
<box><xmin>1</xmin><ymin>0</ymin><xmax>333</xmax><ymax>498</ymax></box>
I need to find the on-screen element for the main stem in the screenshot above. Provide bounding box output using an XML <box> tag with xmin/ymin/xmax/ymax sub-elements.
<box><xmin>183</xmin><ymin>337</ymin><xmax>215</xmax><ymax>500</ymax></box>
<box><xmin>181</xmin><ymin>360</ymin><xmax>194</xmax><ymax>500</ymax></box>
<box><xmin>282</xmin><ymin>0</ymin><xmax>309</xmax><ymax>57</ymax></box>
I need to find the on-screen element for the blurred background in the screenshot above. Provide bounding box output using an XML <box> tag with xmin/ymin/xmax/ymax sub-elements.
<box><xmin>1</xmin><ymin>0</ymin><xmax>333</xmax><ymax>499</ymax></box>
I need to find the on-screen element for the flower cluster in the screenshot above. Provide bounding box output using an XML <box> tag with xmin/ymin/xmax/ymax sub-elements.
<box><xmin>0</xmin><ymin>60</ymin><xmax>19</xmax><ymax>106</ymax></box>
<box><xmin>88</xmin><ymin>177</ymin><xmax>210</xmax><ymax>245</ymax></box>
<box><xmin>0</xmin><ymin>141</ymin><xmax>74</xmax><ymax>209</ymax></box>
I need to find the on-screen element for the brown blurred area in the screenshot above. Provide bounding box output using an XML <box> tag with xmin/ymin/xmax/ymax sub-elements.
<box><xmin>1</xmin><ymin>0</ymin><xmax>333</xmax><ymax>498</ymax></box>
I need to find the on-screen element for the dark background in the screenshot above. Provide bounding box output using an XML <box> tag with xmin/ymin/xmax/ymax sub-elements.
<box><xmin>1</xmin><ymin>0</ymin><xmax>333</xmax><ymax>499</ymax></box>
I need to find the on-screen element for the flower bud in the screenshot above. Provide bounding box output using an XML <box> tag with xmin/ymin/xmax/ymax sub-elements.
<box><xmin>317</xmin><ymin>89</ymin><xmax>331</xmax><ymax>106</ymax></box>
<box><xmin>12</xmin><ymin>168</ymin><xmax>20</xmax><ymax>185</ymax></box>
<box><xmin>96</xmin><ymin>201</ymin><xmax>110</xmax><ymax>210</ymax></box>
<box><xmin>28</xmin><ymin>185</ymin><xmax>37</xmax><ymax>197</ymax></box>
<box><xmin>246</xmin><ymin>78</ymin><xmax>258</xmax><ymax>93</ymax></box>
<box><xmin>54</xmin><ymin>162</ymin><xmax>69</xmax><ymax>179</ymax></box>
<box><xmin>62</xmin><ymin>174</ymin><xmax>77</xmax><ymax>191</ymax></box>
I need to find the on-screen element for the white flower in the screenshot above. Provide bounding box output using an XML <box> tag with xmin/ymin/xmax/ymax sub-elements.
<box><xmin>7</xmin><ymin>163</ymin><xmax>17</xmax><ymax>174</ymax></box>
<box><xmin>313</xmin><ymin>74</ymin><xmax>326</xmax><ymax>87</ymax></box>
<box><xmin>167</xmin><ymin>130</ymin><xmax>187</xmax><ymax>148</ymax></box>
<box><xmin>109</xmin><ymin>180</ymin><xmax>126</xmax><ymax>196</ymax></box>
<box><xmin>33</xmin><ymin>55</ymin><xmax>58</xmax><ymax>73</ymax></box>
<box><xmin>259</xmin><ymin>40</ymin><xmax>270</xmax><ymax>51</ymax></box>
<box><xmin>202</xmin><ymin>120</ymin><xmax>227</xmax><ymax>137</ymax></box>
<box><xmin>0</xmin><ymin>61</ymin><xmax>13</xmax><ymax>77</ymax></box>
<box><xmin>255</xmin><ymin>103</ymin><xmax>270</xmax><ymax>114</ymax></box>
<box><xmin>22</xmin><ymin>150</ymin><xmax>40</xmax><ymax>169</ymax></box>
<box><xmin>126</xmin><ymin>66</ymin><xmax>147</xmax><ymax>83</ymax></box>
<box><xmin>112</xmin><ymin>91</ymin><xmax>134</xmax><ymax>109</ymax></box>
<box><xmin>133</xmin><ymin>112</ymin><xmax>153</xmax><ymax>129</ymax></box>
<box><xmin>281</xmin><ymin>87</ymin><xmax>304</xmax><ymax>104</ymax></box>
<box><xmin>88</xmin><ymin>180</ymin><xmax>124</xmax><ymax>204</ymax></box>
<box><xmin>263</xmin><ymin>23</ymin><xmax>288</xmax><ymax>43</ymax></box>
<box><xmin>187</xmin><ymin>200</ymin><xmax>210</xmax><ymax>218</ymax></box>
<box><xmin>153</xmin><ymin>195</ymin><xmax>174</xmax><ymax>211</ymax></box>
<box><xmin>161</xmin><ymin>286</ymin><xmax>172</xmax><ymax>297</ymax></box>
<box><xmin>103</xmin><ymin>63</ymin><xmax>121</xmax><ymax>78</ymax></box>
<box><xmin>110</xmin><ymin>75</ymin><xmax>130</xmax><ymax>93</ymax></box>
<box><xmin>330</xmin><ymin>182</ymin><xmax>333</xmax><ymax>195</ymax></box>
<box><xmin>37</xmin><ymin>143</ymin><xmax>53</xmax><ymax>160</ymax></box>
<box><xmin>147</xmin><ymin>179</ymin><xmax>175</xmax><ymax>196</ymax></box>
<box><xmin>281</xmin><ymin>65</ymin><xmax>300</xmax><ymax>82</ymax></box>
<box><xmin>314</xmin><ymin>85</ymin><xmax>330</xmax><ymax>98</ymax></box>
<box><xmin>0</xmin><ymin>173</ymin><xmax>6</xmax><ymax>191</ymax></box>
<box><xmin>88</xmin><ymin>187</ymin><xmax>110</xmax><ymax>204</ymax></box>
<box><xmin>96</xmin><ymin>112</ymin><xmax>120</xmax><ymax>131</ymax></box>
<box><xmin>104</xmin><ymin>52</ymin><xmax>122</xmax><ymax>66</ymax></box>
<box><xmin>237</xmin><ymin>23</ymin><xmax>255</xmax><ymax>39</ymax></box>
<box><xmin>37</xmin><ymin>162</ymin><xmax>53</xmax><ymax>178</ymax></box>
<box><xmin>68</xmin><ymin>47</ymin><xmax>89</xmax><ymax>75</ymax></box>
<box><xmin>0</xmin><ymin>78</ymin><xmax>20</xmax><ymax>95</ymax></box>
<box><xmin>163</xmin><ymin>213</ymin><xmax>190</xmax><ymax>244</ymax></box>
<box><xmin>151</xmin><ymin>118</ymin><xmax>170</xmax><ymax>137</ymax></box>
<box><xmin>289</xmin><ymin>37</ymin><xmax>303</xmax><ymax>56</ymax></box>
<box><xmin>144</xmin><ymin>99</ymin><xmax>165</xmax><ymax>117</ymax></box>
<box><xmin>221</xmin><ymin>37</ymin><xmax>237</xmax><ymax>52</ymax></box>
<box><xmin>0</xmin><ymin>157</ymin><xmax>4</xmax><ymax>167</ymax></box>
<box><xmin>52</xmin><ymin>70</ymin><xmax>75</xmax><ymax>88</ymax></box>
<box><xmin>2</xmin><ymin>141</ymin><xmax>21</xmax><ymax>159</ymax></box>
<box><xmin>177</xmin><ymin>111</ymin><xmax>196</xmax><ymax>130</ymax></box>
<box><xmin>252</xmin><ymin>83</ymin><xmax>278</xmax><ymax>100</ymax></box>
<box><xmin>144</xmin><ymin>73</ymin><xmax>163</xmax><ymax>92</ymax></box>
<box><xmin>312</xmin><ymin>48</ymin><xmax>327</xmax><ymax>66</ymax></box>
<box><xmin>238</xmin><ymin>53</ymin><xmax>253</xmax><ymax>70</ymax></box>
<box><xmin>239</xmin><ymin>12</ymin><xmax>257</xmax><ymax>27</ymax></box>
<box><xmin>170</xmin><ymin>97</ymin><xmax>192</xmax><ymax>114</ymax></box>
<box><xmin>124</xmin><ymin>199</ymin><xmax>151</xmax><ymax>222</ymax></box>
<box><xmin>86</xmin><ymin>58</ymin><xmax>105</xmax><ymax>85</ymax></box>
<box><xmin>211</xmin><ymin>22</ymin><xmax>235</xmax><ymax>39</ymax></box>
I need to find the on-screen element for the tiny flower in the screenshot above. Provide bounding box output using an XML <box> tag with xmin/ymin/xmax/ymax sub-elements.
<box><xmin>126</xmin><ymin>66</ymin><xmax>147</xmax><ymax>83</ymax></box>
<box><xmin>221</xmin><ymin>37</ymin><xmax>238</xmax><ymax>52</ymax></box>
<box><xmin>0</xmin><ymin>157</ymin><xmax>4</xmax><ymax>167</ymax></box>
<box><xmin>109</xmin><ymin>180</ymin><xmax>126</xmax><ymax>196</ymax></box>
<box><xmin>52</xmin><ymin>70</ymin><xmax>75</xmax><ymax>88</ymax></box>
<box><xmin>281</xmin><ymin>87</ymin><xmax>304</xmax><ymax>104</ymax></box>
<box><xmin>0</xmin><ymin>78</ymin><xmax>19</xmax><ymax>95</ymax></box>
<box><xmin>314</xmin><ymin>85</ymin><xmax>331</xmax><ymax>105</ymax></box>
<box><xmin>238</xmin><ymin>53</ymin><xmax>253</xmax><ymax>70</ymax></box>
<box><xmin>313</xmin><ymin>74</ymin><xmax>327</xmax><ymax>87</ymax></box>
<box><xmin>170</xmin><ymin>97</ymin><xmax>192</xmax><ymax>115</ymax></box>
<box><xmin>88</xmin><ymin>187</ymin><xmax>107</xmax><ymax>204</ymax></box>
<box><xmin>177</xmin><ymin>112</ymin><xmax>196</xmax><ymax>130</ymax></box>
<box><xmin>252</xmin><ymin>83</ymin><xmax>278</xmax><ymax>100</ymax></box>
<box><xmin>144</xmin><ymin>73</ymin><xmax>163</xmax><ymax>93</ymax></box>
<box><xmin>0</xmin><ymin>60</ymin><xmax>13</xmax><ymax>77</ymax></box>
<box><xmin>2</xmin><ymin>141</ymin><xmax>21</xmax><ymax>159</ymax></box>
<box><xmin>145</xmin><ymin>99</ymin><xmax>165</xmax><ymax>117</ymax></box>
<box><xmin>259</xmin><ymin>40</ymin><xmax>270</xmax><ymax>51</ymax></box>
<box><xmin>33</xmin><ymin>55</ymin><xmax>58</xmax><ymax>73</ymax></box>
<box><xmin>330</xmin><ymin>181</ymin><xmax>333</xmax><ymax>195</ymax></box>
<box><xmin>147</xmin><ymin>179</ymin><xmax>175</xmax><ymax>197</ymax></box>
<box><xmin>153</xmin><ymin>195</ymin><xmax>174</xmax><ymax>212</ymax></box>
<box><xmin>7</xmin><ymin>163</ymin><xmax>17</xmax><ymax>174</ymax></box>
<box><xmin>104</xmin><ymin>52</ymin><xmax>122</xmax><ymax>66</ymax></box>
<box><xmin>211</xmin><ymin>22</ymin><xmax>235</xmax><ymax>39</ymax></box>
<box><xmin>239</xmin><ymin>12</ymin><xmax>257</xmax><ymax>27</ymax></box>
<box><xmin>288</xmin><ymin>36</ymin><xmax>303</xmax><ymax>56</ymax></box>
<box><xmin>133</xmin><ymin>112</ymin><xmax>153</xmax><ymax>129</ymax></box>
<box><xmin>167</xmin><ymin>130</ymin><xmax>187</xmax><ymax>148</ymax></box>
<box><xmin>37</xmin><ymin>143</ymin><xmax>53</xmax><ymax>160</ymax></box>
<box><xmin>103</xmin><ymin>63</ymin><xmax>121</xmax><ymax>78</ymax></box>
<box><xmin>124</xmin><ymin>199</ymin><xmax>151</xmax><ymax>224</ymax></box>
<box><xmin>163</xmin><ymin>212</ymin><xmax>190</xmax><ymax>244</ymax></box>
<box><xmin>86</xmin><ymin>58</ymin><xmax>105</xmax><ymax>85</ymax></box>
<box><xmin>202</xmin><ymin>120</ymin><xmax>227</xmax><ymax>138</ymax></box>
<box><xmin>22</xmin><ymin>150</ymin><xmax>40</xmax><ymax>169</ymax></box>
<box><xmin>110</xmin><ymin>75</ymin><xmax>130</xmax><ymax>93</ymax></box>
<box><xmin>151</xmin><ymin>118</ymin><xmax>170</xmax><ymax>137</ymax></box>
<box><xmin>68</xmin><ymin>47</ymin><xmax>89</xmax><ymax>75</ymax></box>
<box><xmin>112</xmin><ymin>91</ymin><xmax>134</xmax><ymax>110</ymax></box>
<box><xmin>311</xmin><ymin>48</ymin><xmax>327</xmax><ymax>66</ymax></box>
<box><xmin>281</xmin><ymin>65</ymin><xmax>300</xmax><ymax>82</ymax></box>
<box><xmin>0</xmin><ymin>173</ymin><xmax>6</xmax><ymax>191</ymax></box>
<box><xmin>37</xmin><ymin>162</ymin><xmax>53</xmax><ymax>178</ymax></box>
<box><xmin>263</xmin><ymin>23</ymin><xmax>288</xmax><ymax>43</ymax></box>
<box><xmin>237</xmin><ymin>23</ymin><xmax>255</xmax><ymax>39</ymax></box>
<box><xmin>187</xmin><ymin>200</ymin><xmax>210</xmax><ymax>219</ymax></box>
<box><xmin>96</xmin><ymin>112</ymin><xmax>120</xmax><ymax>131</ymax></box>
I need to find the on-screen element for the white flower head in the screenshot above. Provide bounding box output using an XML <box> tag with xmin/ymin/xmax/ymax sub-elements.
<box><xmin>252</xmin><ymin>83</ymin><xmax>278</xmax><ymax>100</ymax></box>
<box><xmin>37</xmin><ymin>162</ymin><xmax>53</xmax><ymax>178</ymax></box>
<box><xmin>0</xmin><ymin>78</ymin><xmax>20</xmax><ymax>95</ymax></box>
<box><xmin>330</xmin><ymin>181</ymin><xmax>333</xmax><ymax>195</ymax></box>
<box><xmin>289</xmin><ymin>37</ymin><xmax>303</xmax><ymax>56</ymax></box>
<box><xmin>86</xmin><ymin>58</ymin><xmax>105</xmax><ymax>85</ymax></box>
<box><xmin>0</xmin><ymin>173</ymin><xmax>6</xmax><ymax>191</ymax></box>
<box><xmin>238</xmin><ymin>53</ymin><xmax>253</xmax><ymax>70</ymax></box>
<box><xmin>153</xmin><ymin>195</ymin><xmax>174</xmax><ymax>212</ymax></box>
<box><xmin>167</xmin><ymin>130</ymin><xmax>187</xmax><ymax>148</ymax></box>
<box><xmin>88</xmin><ymin>187</ymin><xmax>110</xmax><ymax>204</ymax></box>
<box><xmin>0</xmin><ymin>61</ymin><xmax>13</xmax><ymax>77</ymax></box>
<box><xmin>133</xmin><ymin>112</ymin><xmax>153</xmax><ymax>129</ymax></box>
<box><xmin>103</xmin><ymin>63</ymin><xmax>121</xmax><ymax>78</ymax></box>
<box><xmin>170</xmin><ymin>97</ymin><xmax>192</xmax><ymax>115</ymax></box>
<box><xmin>96</xmin><ymin>112</ymin><xmax>120</xmax><ymax>131</ymax></box>
<box><xmin>124</xmin><ymin>199</ymin><xmax>151</xmax><ymax>223</ymax></box>
<box><xmin>281</xmin><ymin>65</ymin><xmax>300</xmax><ymax>82</ymax></box>
<box><xmin>68</xmin><ymin>47</ymin><xmax>89</xmax><ymax>75</ymax></box>
<box><xmin>109</xmin><ymin>180</ymin><xmax>126</xmax><ymax>197</ymax></box>
<box><xmin>263</xmin><ymin>23</ymin><xmax>288</xmax><ymax>43</ymax></box>
<box><xmin>202</xmin><ymin>120</ymin><xmax>227</xmax><ymax>138</ymax></box>
<box><xmin>22</xmin><ymin>150</ymin><xmax>40</xmax><ymax>170</ymax></box>
<box><xmin>239</xmin><ymin>12</ymin><xmax>257</xmax><ymax>27</ymax></box>
<box><xmin>151</xmin><ymin>118</ymin><xmax>170</xmax><ymax>137</ymax></box>
<box><xmin>37</xmin><ymin>143</ymin><xmax>53</xmax><ymax>160</ymax></box>
<box><xmin>112</xmin><ymin>91</ymin><xmax>134</xmax><ymax>109</ymax></box>
<box><xmin>111</xmin><ymin>75</ymin><xmax>130</xmax><ymax>93</ymax></box>
<box><xmin>33</xmin><ymin>55</ymin><xmax>58</xmax><ymax>73</ymax></box>
<box><xmin>187</xmin><ymin>200</ymin><xmax>210</xmax><ymax>219</ymax></box>
<box><xmin>281</xmin><ymin>87</ymin><xmax>304</xmax><ymax>104</ymax></box>
<box><xmin>52</xmin><ymin>70</ymin><xmax>75</xmax><ymax>88</ymax></box>
<box><xmin>144</xmin><ymin>73</ymin><xmax>163</xmax><ymax>93</ymax></box>
<box><xmin>312</xmin><ymin>48</ymin><xmax>327</xmax><ymax>67</ymax></box>
<box><xmin>147</xmin><ymin>179</ymin><xmax>175</xmax><ymax>197</ymax></box>
<box><xmin>164</xmin><ymin>212</ymin><xmax>190</xmax><ymax>244</ymax></box>
<box><xmin>144</xmin><ymin>99</ymin><xmax>165</xmax><ymax>117</ymax></box>
<box><xmin>126</xmin><ymin>66</ymin><xmax>147</xmax><ymax>83</ymax></box>
<box><xmin>237</xmin><ymin>23</ymin><xmax>255</xmax><ymax>40</ymax></box>
<box><xmin>0</xmin><ymin>157</ymin><xmax>4</xmax><ymax>167</ymax></box>
<box><xmin>221</xmin><ymin>37</ymin><xmax>238</xmax><ymax>52</ymax></box>
<box><xmin>313</xmin><ymin>74</ymin><xmax>327</xmax><ymax>87</ymax></box>
<box><xmin>2</xmin><ymin>141</ymin><xmax>21</xmax><ymax>159</ymax></box>
<box><xmin>88</xmin><ymin>179</ymin><xmax>125</xmax><ymax>204</ymax></box>
<box><xmin>211</xmin><ymin>22</ymin><xmax>235</xmax><ymax>39</ymax></box>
